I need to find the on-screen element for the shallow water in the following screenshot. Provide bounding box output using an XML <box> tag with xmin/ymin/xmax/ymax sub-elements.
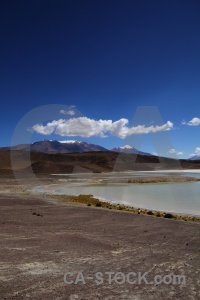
<box><xmin>36</xmin><ymin>170</ymin><xmax>200</xmax><ymax>216</ymax></box>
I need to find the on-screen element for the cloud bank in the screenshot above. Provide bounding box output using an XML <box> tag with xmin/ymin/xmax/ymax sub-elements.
<box><xmin>182</xmin><ymin>117</ymin><xmax>200</xmax><ymax>126</ymax></box>
<box><xmin>60</xmin><ymin>109</ymin><xmax>75</xmax><ymax>116</ymax></box>
<box><xmin>168</xmin><ymin>148</ymin><xmax>183</xmax><ymax>156</ymax></box>
<box><xmin>189</xmin><ymin>147</ymin><xmax>200</xmax><ymax>158</ymax></box>
<box><xmin>31</xmin><ymin>117</ymin><xmax>173</xmax><ymax>138</ymax></box>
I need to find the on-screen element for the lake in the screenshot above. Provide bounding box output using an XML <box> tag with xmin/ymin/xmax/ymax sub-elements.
<box><xmin>35</xmin><ymin>170</ymin><xmax>200</xmax><ymax>216</ymax></box>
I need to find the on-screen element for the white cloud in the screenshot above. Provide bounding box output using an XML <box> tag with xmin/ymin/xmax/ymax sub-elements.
<box><xmin>60</xmin><ymin>109</ymin><xmax>75</xmax><ymax>116</ymax></box>
<box><xmin>168</xmin><ymin>148</ymin><xmax>183</xmax><ymax>156</ymax></box>
<box><xmin>32</xmin><ymin>121</ymin><xmax>56</xmax><ymax>135</ymax></box>
<box><xmin>31</xmin><ymin>117</ymin><xmax>174</xmax><ymax>138</ymax></box>
<box><xmin>110</xmin><ymin>118</ymin><xmax>129</xmax><ymax>138</ymax></box>
<box><xmin>176</xmin><ymin>152</ymin><xmax>183</xmax><ymax>156</ymax></box>
<box><xmin>128</xmin><ymin>121</ymin><xmax>173</xmax><ymax>136</ymax></box>
<box><xmin>169</xmin><ymin>149</ymin><xmax>176</xmax><ymax>154</ymax></box>
<box><xmin>182</xmin><ymin>117</ymin><xmax>200</xmax><ymax>126</ymax></box>
<box><xmin>189</xmin><ymin>147</ymin><xmax>200</xmax><ymax>157</ymax></box>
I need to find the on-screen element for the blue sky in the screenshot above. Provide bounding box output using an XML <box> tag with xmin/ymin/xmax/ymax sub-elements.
<box><xmin>0</xmin><ymin>0</ymin><xmax>200</xmax><ymax>158</ymax></box>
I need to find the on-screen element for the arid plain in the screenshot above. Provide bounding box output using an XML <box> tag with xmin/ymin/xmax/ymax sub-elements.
<box><xmin>0</xmin><ymin>151</ymin><xmax>200</xmax><ymax>299</ymax></box>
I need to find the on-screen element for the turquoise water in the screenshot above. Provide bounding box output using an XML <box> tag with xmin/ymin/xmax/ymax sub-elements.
<box><xmin>53</xmin><ymin>182</ymin><xmax>200</xmax><ymax>216</ymax></box>
<box><xmin>36</xmin><ymin>171</ymin><xmax>200</xmax><ymax>216</ymax></box>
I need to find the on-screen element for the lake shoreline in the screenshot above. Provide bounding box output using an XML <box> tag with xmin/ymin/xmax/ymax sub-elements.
<box><xmin>1</xmin><ymin>191</ymin><xmax>200</xmax><ymax>299</ymax></box>
<box><xmin>45</xmin><ymin>193</ymin><xmax>200</xmax><ymax>223</ymax></box>
<box><xmin>1</xmin><ymin>173</ymin><xmax>200</xmax><ymax>221</ymax></box>
<box><xmin>93</xmin><ymin>175</ymin><xmax>200</xmax><ymax>184</ymax></box>
<box><xmin>33</xmin><ymin>173</ymin><xmax>200</xmax><ymax>218</ymax></box>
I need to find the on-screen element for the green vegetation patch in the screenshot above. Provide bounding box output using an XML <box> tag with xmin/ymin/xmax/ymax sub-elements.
<box><xmin>47</xmin><ymin>193</ymin><xmax>200</xmax><ymax>223</ymax></box>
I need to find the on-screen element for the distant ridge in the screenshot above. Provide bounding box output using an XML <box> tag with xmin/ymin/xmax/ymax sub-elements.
<box><xmin>189</xmin><ymin>155</ymin><xmax>200</xmax><ymax>161</ymax></box>
<box><xmin>1</xmin><ymin>140</ymin><xmax>153</xmax><ymax>156</ymax></box>
<box><xmin>112</xmin><ymin>145</ymin><xmax>152</xmax><ymax>156</ymax></box>
<box><xmin>2</xmin><ymin>140</ymin><xmax>108</xmax><ymax>153</ymax></box>
<box><xmin>1</xmin><ymin>149</ymin><xmax>200</xmax><ymax>175</ymax></box>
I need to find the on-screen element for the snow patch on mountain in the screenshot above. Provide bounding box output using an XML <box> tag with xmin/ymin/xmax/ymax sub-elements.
<box><xmin>59</xmin><ymin>140</ymin><xmax>81</xmax><ymax>144</ymax></box>
<box><xmin>119</xmin><ymin>145</ymin><xmax>133</xmax><ymax>149</ymax></box>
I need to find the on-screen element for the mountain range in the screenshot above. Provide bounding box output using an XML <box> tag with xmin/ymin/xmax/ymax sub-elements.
<box><xmin>1</xmin><ymin>140</ymin><xmax>153</xmax><ymax>156</ymax></box>
<box><xmin>112</xmin><ymin>145</ymin><xmax>152</xmax><ymax>156</ymax></box>
<box><xmin>189</xmin><ymin>155</ymin><xmax>200</xmax><ymax>161</ymax></box>
<box><xmin>1</xmin><ymin>140</ymin><xmax>200</xmax><ymax>160</ymax></box>
<box><xmin>1</xmin><ymin>140</ymin><xmax>200</xmax><ymax>175</ymax></box>
<box><xmin>2</xmin><ymin>140</ymin><xmax>107</xmax><ymax>153</ymax></box>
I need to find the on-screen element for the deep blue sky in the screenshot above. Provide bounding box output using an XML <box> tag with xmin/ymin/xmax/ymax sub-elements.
<box><xmin>1</xmin><ymin>0</ymin><xmax>200</xmax><ymax>158</ymax></box>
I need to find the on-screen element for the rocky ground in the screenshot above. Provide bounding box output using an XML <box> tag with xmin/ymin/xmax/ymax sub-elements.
<box><xmin>0</xmin><ymin>176</ymin><xmax>200</xmax><ymax>299</ymax></box>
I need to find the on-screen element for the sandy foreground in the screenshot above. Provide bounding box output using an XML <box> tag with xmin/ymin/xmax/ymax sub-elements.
<box><xmin>0</xmin><ymin>176</ymin><xmax>200</xmax><ymax>300</ymax></box>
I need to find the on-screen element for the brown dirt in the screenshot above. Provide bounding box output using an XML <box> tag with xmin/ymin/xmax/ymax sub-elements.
<box><xmin>0</xmin><ymin>177</ymin><xmax>200</xmax><ymax>299</ymax></box>
<box><xmin>1</xmin><ymin>150</ymin><xmax>200</xmax><ymax>175</ymax></box>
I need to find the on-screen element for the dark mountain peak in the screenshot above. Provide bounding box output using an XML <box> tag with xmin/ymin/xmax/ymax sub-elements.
<box><xmin>29</xmin><ymin>140</ymin><xmax>108</xmax><ymax>153</ymax></box>
<box><xmin>189</xmin><ymin>155</ymin><xmax>200</xmax><ymax>161</ymax></box>
<box><xmin>1</xmin><ymin>140</ymin><xmax>153</xmax><ymax>156</ymax></box>
<box><xmin>112</xmin><ymin>145</ymin><xmax>152</xmax><ymax>156</ymax></box>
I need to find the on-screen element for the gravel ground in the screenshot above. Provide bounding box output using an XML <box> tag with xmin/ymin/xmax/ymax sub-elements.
<box><xmin>0</xmin><ymin>185</ymin><xmax>200</xmax><ymax>300</ymax></box>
